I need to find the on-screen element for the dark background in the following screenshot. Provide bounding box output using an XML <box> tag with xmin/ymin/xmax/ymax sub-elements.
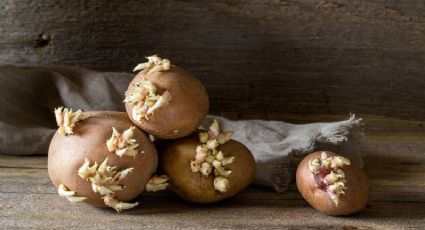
<box><xmin>1</xmin><ymin>0</ymin><xmax>424</xmax><ymax>121</ymax></box>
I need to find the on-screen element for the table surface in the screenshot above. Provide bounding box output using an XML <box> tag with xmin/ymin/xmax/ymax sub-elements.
<box><xmin>1</xmin><ymin>115</ymin><xmax>424</xmax><ymax>229</ymax></box>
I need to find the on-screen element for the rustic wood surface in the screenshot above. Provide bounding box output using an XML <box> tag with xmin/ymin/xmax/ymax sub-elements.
<box><xmin>0</xmin><ymin>0</ymin><xmax>424</xmax><ymax>120</ymax></box>
<box><xmin>1</xmin><ymin>116</ymin><xmax>424</xmax><ymax>229</ymax></box>
<box><xmin>1</xmin><ymin>0</ymin><xmax>424</xmax><ymax>228</ymax></box>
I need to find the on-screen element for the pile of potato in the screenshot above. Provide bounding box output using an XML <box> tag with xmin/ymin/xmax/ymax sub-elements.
<box><xmin>48</xmin><ymin>55</ymin><xmax>256</xmax><ymax>212</ymax></box>
<box><xmin>48</xmin><ymin>55</ymin><xmax>369</xmax><ymax>216</ymax></box>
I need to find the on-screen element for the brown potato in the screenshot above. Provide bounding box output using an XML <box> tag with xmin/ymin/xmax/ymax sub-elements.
<box><xmin>125</xmin><ymin>60</ymin><xmax>209</xmax><ymax>139</ymax></box>
<box><xmin>160</xmin><ymin>131</ymin><xmax>256</xmax><ymax>203</ymax></box>
<box><xmin>296</xmin><ymin>151</ymin><xmax>370</xmax><ymax>216</ymax></box>
<box><xmin>48</xmin><ymin>111</ymin><xmax>157</xmax><ymax>210</ymax></box>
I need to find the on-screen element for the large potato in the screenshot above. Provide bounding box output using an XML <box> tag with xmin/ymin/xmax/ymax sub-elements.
<box><xmin>48</xmin><ymin>111</ymin><xmax>157</xmax><ymax>211</ymax></box>
<box><xmin>125</xmin><ymin>56</ymin><xmax>209</xmax><ymax>139</ymax></box>
<box><xmin>296</xmin><ymin>151</ymin><xmax>370</xmax><ymax>216</ymax></box>
<box><xmin>160</xmin><ymin>131</ymin><xmax>256</xmax><ymax>203</ymax></box>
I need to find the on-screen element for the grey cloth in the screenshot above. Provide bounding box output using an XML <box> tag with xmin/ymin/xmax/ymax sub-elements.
<box><xmin>0</xmin><ymin>65</ymin><xmax>133</xmax><ymax>155</ymax></box>
<box><xmin>202</xmin><ymin>115</ymin><xmax>363</xmax><ymax>192</ymax></box>
<box><xmin>0</xmin><ymin>65</ymin><xmax>363</xmax><ymax>192</ymax></box>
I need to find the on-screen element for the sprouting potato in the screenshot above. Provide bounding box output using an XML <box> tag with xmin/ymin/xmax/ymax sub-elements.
<box><xmin>48</xmin><ymin>110</ymin><xmax>158</xmax><ymax>212</ymax></box>
<box><xmin>296</xmin><ymin>151</ymin><xmax>370</xmax><ymax>216</ymax></box>
<box><xmin>124</xmin><ymin>55</ymin><xmax>209</xmax><ymax>139</ymax></box>
<box><xmin>159</xmin><ymin>120</ymin><xmax>256</xmax><ymax>203</ymax></box>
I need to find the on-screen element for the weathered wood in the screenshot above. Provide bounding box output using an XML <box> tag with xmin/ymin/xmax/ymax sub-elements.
<box><xmin>0</xmin><ymin>190</ymin><xmax>424</xmax><ymax>229</ymax></box>
<box><xmin>0</xmin><ymin>0</ymin><xmax>424</xmax><ymax>120</ymax></box>
<box><xmin>1</xmin><ymin>117</ymin><xmax>424</xmax><ymax>229</ymax></box>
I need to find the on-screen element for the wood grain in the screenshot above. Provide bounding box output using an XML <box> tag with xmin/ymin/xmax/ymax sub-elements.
<box><xmin>1</xmin><ymin>117</ymin><xmax>424</xmax><ymax>229</ymax></box>
<box><xmin>1</xmin><ymin>1</ymin><xmax>424</xmax><ymax>228</ymax></box>
<box><xmin>0</xmin><ymin>0</ymin><xmax>424</xmax><ymax>120</ymax></box>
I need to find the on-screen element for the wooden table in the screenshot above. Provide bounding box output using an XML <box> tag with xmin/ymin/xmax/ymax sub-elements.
<box><xmin>1</xmin><ymin>115</ymin><xmax>424</xmax><ymax>229</ymax></box>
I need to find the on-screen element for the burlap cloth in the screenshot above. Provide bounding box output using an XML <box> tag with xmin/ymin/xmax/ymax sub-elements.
<box><xmin>0</xmin><ymin>65</ymin><xmax>363</xmax><ymax>192</ymax></box>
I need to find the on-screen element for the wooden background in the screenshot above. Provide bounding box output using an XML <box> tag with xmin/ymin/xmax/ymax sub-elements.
<box><xmin>1</xmin><ymin>0</ymin><xmax>424</xmax><ymax>121</ymax></box>
<box><xmin>1</xmin><ymin>1</ymin><xmax>425</xmax><ymax>229</ymax></box>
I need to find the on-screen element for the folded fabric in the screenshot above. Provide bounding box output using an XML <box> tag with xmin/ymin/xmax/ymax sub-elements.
<box><xmin>202</xmin><ymin>115</ymin><xmax>363</xmax><ymax>192</ymax></box>
<box><xmin>0</xmin><ymin>65</ymin><xmax>363</xmax><ymax>192</ymax></box>
<box><xmin>0</xmin><ymin>65</ymin><xmax>133</xmax><ymax>155</ymax></box>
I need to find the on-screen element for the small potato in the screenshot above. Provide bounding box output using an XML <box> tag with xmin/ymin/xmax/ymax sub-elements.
<box><xmin>296</xmin><ymin>151</ymin><xmax>370</xmax><ymax>216</ymax></box>
<box><xmin>48</xmin><ymin>110</ymin><xmax>158</xmax><ymax>212</ymax></box>
<box><xmin>160</xmin><ymin>120</ymin><xmax>256</xmax><ymax>203</ymax></box>
<box><xmin>125</xmin><ymin>55</ymin><xmax>209</xmax><ymax>139</ymax></box>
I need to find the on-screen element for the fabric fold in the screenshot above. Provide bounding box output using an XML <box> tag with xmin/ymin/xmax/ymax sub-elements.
<box><xmin>202</xmin><ymin>115</ymin><xmax>363</xmax><ymax>192</ymax></box>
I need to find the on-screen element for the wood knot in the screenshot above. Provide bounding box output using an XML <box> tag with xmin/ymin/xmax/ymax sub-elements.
<box><xmin>34</xmin><ymin>32</ymin><xmax>51</xmax><ymax>48</ymax></box>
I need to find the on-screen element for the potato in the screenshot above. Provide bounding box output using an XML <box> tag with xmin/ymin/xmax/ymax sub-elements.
<box><xmin>160</xmin><ymin>120</ymin><xmax>256</xmax><ymax>203</ymax></box>
<box><xmin>124</xmin><ymin>55</ymin><xmax>209</xmax><ymax>139</ymax></box>
<box><xmin>48</xmin><ymin>109</ymin><xmax>158</xmax><ymax>212</ymax></box>
<box><xmin>296</xmin><ymin>151</ymin><xmax>370</xmax><ymax>216</ymax></box>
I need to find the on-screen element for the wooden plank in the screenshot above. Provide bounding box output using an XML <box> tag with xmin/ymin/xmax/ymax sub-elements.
<box><xmin>0</xmin><ymin>191</ymin><xmax>424</xmax><ymax>229</ymax></box>
<box><xmin>0</xmin><ymin>155</ymin><xmax>47</xmax><ymax>169</ymax></box>
<box><xmin>0</xmin><ymin>0</ymin><xmax>424</xmax><ymax>120</ymax></box>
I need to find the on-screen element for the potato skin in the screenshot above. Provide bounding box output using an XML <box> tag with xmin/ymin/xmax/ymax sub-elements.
<box><xmin>48</xmin><ymin>111</ymin><xmax>158</xmax><ymax>207</ymax></box>
<box><xmin>296</xmin><ymin>151</ymin><xmax>370</xmax><ymax>216</ymax></box>
<box><xmin>125</xmin><ymin>66</ymin><xmax>209</xmax><ymax>139</ymax></box>
<box><xmin>160</xmin><ymin>132</ymin><xmax>256</xmax><ymax>203</ymax></box>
